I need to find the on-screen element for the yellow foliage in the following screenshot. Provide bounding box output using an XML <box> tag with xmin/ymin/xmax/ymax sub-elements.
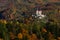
<box><xmin>20</xmin><ymin>23</ymin><xmax>24</xmax><ymax>27</ymax></box>
<box><xmin>3</xmin><ymin>20</ymin><xmax>7</xmax><ymax>24</ymax></box>
<box><xmin>10</xmin><ymin>21</ymin><xmax>13</xmax><ymax>24</ymax></box>
<box><xmin>16</xmin><ymin>21</ymin><xmax>19</xmax><ymax>24</ymax></box>
<box><xmin>0</xmin><ymin>20</ymin><xmax>7</xmax><ymax>24</ymax></box>
<box><xmin>0</xmin><ymin>20</ymin><xmax>3</xmax><ymax>23</ymax></box>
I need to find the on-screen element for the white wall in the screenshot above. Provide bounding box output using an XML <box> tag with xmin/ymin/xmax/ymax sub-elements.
<box><xmin>36</xmin><ymin>10</ymin><xmax>45</xmax><ymax>19</ymax></box>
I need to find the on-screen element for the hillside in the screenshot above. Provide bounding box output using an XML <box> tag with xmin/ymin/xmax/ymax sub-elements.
<box><xmin>0</xmin><ymin>0</ymin><xmax>60</xmax><ymax>40</ymax></box>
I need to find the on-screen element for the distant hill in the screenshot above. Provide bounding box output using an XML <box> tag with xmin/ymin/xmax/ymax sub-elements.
<box><xmin>0</xmin><ymin>0</ymin><xmax>60</xmax><ymax>20</ymax></box>
<box><xmin>48</xmin><ymin>0</ymin><xmax>60</xmax><ymax>2</ymax></box>
<box><xmin>0</xmin><ymin>0</ymin><xmax>60</xmax><ymax>11</ymax></box>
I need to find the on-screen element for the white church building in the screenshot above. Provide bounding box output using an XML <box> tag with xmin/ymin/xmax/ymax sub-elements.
<box><xmin>36</xmin><ymin>9</ymin><xmax>46</xmax><ymax>19</ymax></box>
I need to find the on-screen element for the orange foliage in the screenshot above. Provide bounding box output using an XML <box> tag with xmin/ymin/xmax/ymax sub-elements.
<box><xmin>48</xmin><ymin>32</ymin><xmax>54</xmax><ymax>40</ymax></box>
<box><xmin>17</xmin><ymin>33</ymin><xmax>23</xmax><ymax>39</ymax></box>
<box><xmin>25</xmin><ymin>19</ymin><xmax>30</xmax><ymax>24</ymax></box>
<box><xmin>29</xmin><ymin>34</ymin><xmax>38</xmax><ymax>40</ymax></box>
<box><xmin>42</xmin><ymin>28</ymin><xmax>47</xmax><ymax>33</ymax></box>
<box><xmin>22</xmin><ymin>29</ymin><xmax>28</xmax><ymax>36</ymax></box>
<box><xmin>9</xmin><ymin>32</ymin><xmax>16</xmax><ymax>40</ymax></box>
<box><xmin>29</xmin><ymin>16</ymin><xmax>33</xmax><ymax>20</ymax></box>
<box><xmin>57</xmin><ymin>37</ymin><xmax>60</xmax><ymax>40</ymax></box>
<box><xmin>0</xmin><ymin>38</ymin><xmax>3</xmax><ymax>40</ymax></box>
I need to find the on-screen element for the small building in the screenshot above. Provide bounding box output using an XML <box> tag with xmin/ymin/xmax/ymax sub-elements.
<box><xmin>36</xmin><ymin>9</ymin><xmax>46</xmax><ymax>19</ymax></box>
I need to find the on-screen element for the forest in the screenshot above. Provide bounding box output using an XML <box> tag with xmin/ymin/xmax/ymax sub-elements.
<box><xmin>0</xmin><ymin>0</ymin><xmax>60</xmax><ymax>40</ymax></box>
